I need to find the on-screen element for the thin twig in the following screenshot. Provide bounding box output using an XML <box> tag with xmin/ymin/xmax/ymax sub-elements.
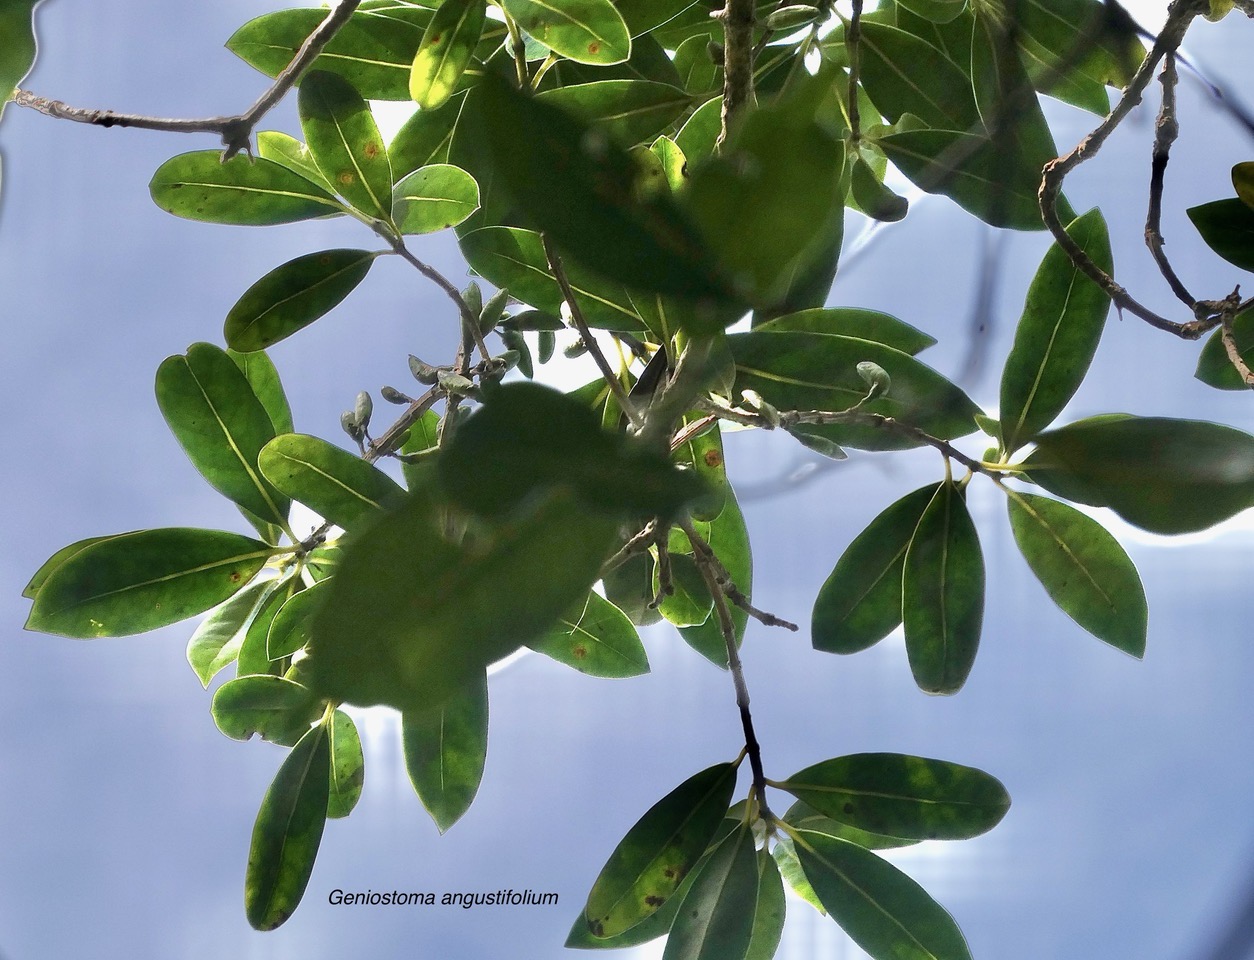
<box><xmin>684</xmin><ymin>518</ymin><xmax>775</xmax><ymax>821</ymax></box>
<box><xmin>846</xmin><ymin>0</ymin><xmax>864</xmax><ymax>142</ymax></box>
<box><xmin>15</xmin><ymin>0</ymin><xmax>363</xmax><ymax>158</ymax></box>
<box><xmin>683</xmin><ymin>519</ymin><xmax>798</xmax><ymax>632</ymax></box>
<box><xmin>1221</xmin><ymin>299</ymin><xmax>1254</xmax><ymax>386</ymax></box>
<box><xmin>1145</xmin><ymin>53</ymin><xmax>1197</xmax><ymax>307</ymax></box>
<box><xmin>542</xmin><ymin>235</ymin><xmax>644</xmax><ymax>429</ymax></box>
<box><xmin>599</xmin><ymin>521</ymin><xmax>659</xmax><ymax>576</ymax></box>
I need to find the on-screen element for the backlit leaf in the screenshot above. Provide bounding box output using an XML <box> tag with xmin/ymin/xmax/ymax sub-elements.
<box><xmin>389</xmin><ymin>93</ymin><xmax>463</xmax><ymax>178</ymax></box>
<box><xmin>583</xmin><ymin>761</ymin><xmax>739</xmax><ymax>939</ymax></box>
<box><xmin>245</xmin><ymin>724</ymin><xmax>331</xmax><ymax>931</ymax></box>
<box><xmin>1195</xmin><ymin>307</ymin><xmax>1254</xmax><ymax>390</ymax></box>
<box><xmin>410</xmin><ymin>0</ymin><xmax>485</xmax><ymax>109</ymax></box>
<box><xmin>902</xmin><ymin>481</ymin><xmax>984</xmax><ymax>695</ymax></box>
<box><xmin>529</xmin><ymin>591</ymin><xmax>649</xmax><ymax>678</ymax></box>
<box><xmin>300</xmin><ymin>70</ymin><xmax>393</xmax><ymax>220</ymax></box>
<box><xmin>267</xmin><ymin>579</ymin><xmax>328</xmax><ymax>659</ymax></box>
<box><xmin>402</xmin><ymin>672</ymin><xmax>488</xmax><ymax>832</ymax></box>
<box><xmin>1188</xmin><ymin>198</ymin><xmax>1254</xmax><ymax>273</ymax></box>
<box><xmin>537</xmin><ymin>80</ymin><xmax>691</xmax><ymax>147</ymax></box>
<box><xmin>26</xmin><ymin>528</ymin><xmax>273</xmax><ymax>639</ymax></box>
<box><xmin>744</xmin><ymin>848</ymin><xmax>786</xmax><ymax>960</ymax></box>
<box><xmin>212</xmin><ymin>675</ymin><xmax>322</xmax><ymax>746</ymax></box>
<box><xmin>662</xmin><ymin>824</ymin><xmax>758</xmax><ymax>960</ymax></box>
<box><xmin>393</xmin><ymin>163</ymin><xmax>480</xmax><ymax>233</ymax></box>
<box><xmin>187</xmin><ymin>579</ymin><xmax>273</xmax><ymax>686</ymax></box>
<box><xmin>678</xmin><ymin>488</ymin><xmax>752</xmax><ymax>667</ymax></box>
<box><xmin>0</xmin><ymin>0</ymin><xmax>40</xmax><ymax>121</ymax></box>
<box><xmin>257</xmin><ymin>131</ymin><xmax>337</xmax><ymax>193</ymax></box>
<box><xmin>500</xmin><ymin>0</ymin><xmax>631</xmax><ymax>65</ymax></box>
<box><xmin>150</xmin><ymin>152</ymin><xmax>343</xmax><ymax>226</ymax></box>
<box><xmin>754</xmin><ymin>307</ymin><xmax>935</xmax><ymax>355</ymax></box>
<box><xmin>225</xmin><ymin>249</ymin><xmax>378</xmax><ymax>352</ymax></box>
<box><xmin>259</xmin><ymin>433</ymin><xmax>405</xmax><ymax>532</ymax></box>
<box><xmin>228</xmin><ymin>348</ymin><xmax>295</xmax><ymax>436</ymax></box>
<box><xmin>327</xmin><ymin>709</ymin><xmax>365</xmax><ymax>818</ymax></box>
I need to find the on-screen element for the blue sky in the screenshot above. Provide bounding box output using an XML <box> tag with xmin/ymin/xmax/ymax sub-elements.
<box><xmin>3</xmin><ymin>3</ymin><xmax>1254</xmax><ymax>959</ymax></box>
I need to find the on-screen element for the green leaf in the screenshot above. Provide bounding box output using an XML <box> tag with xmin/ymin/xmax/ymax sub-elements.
<box><xmin>1188</xmin><ymin>198</ymin><xmax>1254</xmax><ymax>273</ymax></box>
<box><xmin>655</xmin><ymin>552</ymin><xmax>714</xmax><ymax>628</ymax></box>
<box><xmin>686</xmin><ymin>84</ymin><xmax>847</xmax><ymax>306</ymax></box>
<box><xmin>256</xmin><ymin>131</ymin><xmax>337</xmax><ymax>193</ymax></box>
<box><xmin>439</xmin><ymin>381</ymin><xmax>706</xmax><ymax>519</ymax></box>
<box><xmin>583</xmin><ymin>761</ymin><xmax>739</xmax><ymax>939</ymax></box>
<box><xmin>228</xmin><ymin>348</ymin><xmax>295</xmax><ymax>436</ymax></box>
<box><xmin>410</xmin><ymin>0</ymin><xmax>485</xmax><ymax>108</ymax></box>
<box><xmin>1196</xmin><ymin>307</ymin><xmax>1254</xmax><ymax>390</ymax></box>
<box><xmin>744</xmin><ymin>848</ymin><xmax>786</xmax><ymax>960</ymax></box>
<box><xmin>389</xmin><ymin>93</ymin><xmax>463</xmax><ymax>178</ymax></box>
<box><xmin>227</xmin><ymin>6</ymin><xmax>433</xmax><ymax>100</ymax></box>
<box><xmin>500</xmin><ymin>0</ymin><xmax>631</xmax><ymax>65</ymax></box>
<box><xmin>779</xmin><ymin>753</ymin><xmax>1010</xmax><ymax>841</ymax></box>
<box><xmin>729</xmin><ymin>330</ymin><xmax>980</xmax><ymax>450</ymax></box>
<box><xmin>259</xmin><ymin>433</ymin><xmax>405</xmax><ymax>532</ymax></box>
<box><xmin>1234</xmin><ymin>161</ymin><xmax>1254</xmax><ymax>211</ymax></box>
<box><xmin>156</xmin><ymin>342</ymin><xmax>290</xmax><ymax>528</ymax></box>
<box><xmin>238</xmin><ymin>578</ymin><xmax>298</xmax><ymax>677</ymax></box>
<box><xmin>459</xmin><ymin>226</ymin><xmax>647</xmax><ymax>331</ymax></box>
<box><xmin>754</xmin><ymin>307</ymin><xmax>936</xmax><ymax>355</ymax></box>
<box><xmin>1024</xmin><ymin>416</ymin><xmax>1254</xmax><ymax>534</ymax></box>
<box><xmin>782</xmin><ymin>799</ymin><xmax>920</xmax><ymax>851</ymax></box>
<box><xmin>895</xmin><ymin>0</ymin><xmax>964</xmax><ymax>22</ymax></box>
<box><xmin>1006</xmin><ymin>491</ymin><xmax>1147</xmax><ymax>656</ymax></box>
<box><xmin>796</xmin><ymin>832</ymin><xmax>973</xmax><ymax>960</ymax></box>
<box><xmin>225</xmin><ymin>249</ymin><xmax>378</xmax><ymax>352</ymax></box>
<box><xmin>393</xmin><ymin>163</ymin><xmax>480</xmax><ymax>234</ymax></box>
<box><xmin>673</xmin><ymin>415</ymin><xmax>728</xmax><ymax>522</ymax></box>
<box><xmin>268</xmin><ymin>579</ymin><xmax>328</xmax><ymax>659</ymax></box>
<box><xmin>0</xmin><ymin>0</ymin><xmax>40</xmax><ymax>121</ymax></box>
<box><xmin>300</xmin><ymin>70</ymin><xmax>393</xmax><ymax>220</ymax></box>
<box><xmin>187</xmin><ymin>579</ymin><xmax>273</xmax><ymax>686</ymax></box>
<box><xmin>402</xmin><ymin>673</ymin><xmax>488</xmax><ymax>832</ymax></box>
<box><xmin>1000</xmin><ymin>208</ymin><xmax>1112</xmax><ymax>453</ymax></box>
<box><xmin>771</xmin><ymin>838</ymin><xmax>825</xmax><ymax>915</ymax></box>
<box><xmin>849</xmin><ymin>154</ymin><xmax>910</xmax><ymax>222</ymax></box>
<box><xmin>26</xmin><ymin>528</ymin><xmax>273</xmax><ymax>639</ymax></box>
<box><xmin>856</xmin><ymin>22</ymin><xmax>981</xmax><ymax>132</ymax></box>
<box><xmin>902</xmin><ymin>481</ymin><xmax>984</xmax><ymax>695</ymax></box>
<box><xmin>673</xmin><ymin>35</ymin><xmax>721</xmax><ymax>97</ymax></box>
<box><xmin>23</xmin><ymin>534</ymin><xmax>118</xmax><ymax>600</ymax></box>
<box><xmin>662</xmin><ymin>824</ymin><xmax>759</xmax><ymax>960</ymax></box>
<box><xmin>615</xmin><ymin>0</ymin><xmax>702</xmax><ymax>36</ymax></box>
<box><xmin>327</xmin><ymin>709</ymin><xmax>365</xmax><ymax>818</ymax></box>
<box><xmin>812</xmin><ymin>483</ymin><xmax>939</xmax><ymax>655</ymax></box>
<box><xmin>306</xmin><ymin>481</ymin><xmax>618</xmax><ymax>710</ymax></box>
<box><xmin>674</xmin><ymin>96</ymin><xmax>723</xmax><ymax>166</ymax></box>
<box><xmin>529</xmin><ymin>591</ymin><xmax>649</xmax><ymax>678</ymax></box>
<box><xmin>678</xmin><ymin>489</ymin><xmax>752</xmax><ymax>667</ymax></box>
<box><xmin>212</xmin><ymin>675</ymin><xmax>322</xmax><ymax>746</ymax></box>
<box><xmin>244</xmin><ymin>723</ymin><xmax>331</xmax><ymax>931</ymax></box>
<box><xmin>603</xmin><ymin>550</ymin><xmax>663</xmax><ymax>628</ymax></box>
<box><xmin>878</xmin><ymin>129</ymin><xmax>1049</xmax><ymax>231</ymax></box>
<box><xmin>536</xmin><ymin>80</ymin><xmax>691</xmax><ymax>148</ymax></box>
<box><xmin>149</xmin><ymin>152</ymin><xmax>343</xmax><ymax>226</ymax></box>
<box><xmin>458</xmin><ymin>77</ymin><xmax>737</xmax><ymax>323</ymax></box>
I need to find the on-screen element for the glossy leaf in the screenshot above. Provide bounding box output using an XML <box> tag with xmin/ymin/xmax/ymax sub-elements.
<box><xmin>212</xmin><ymin>675</ymin><xmax>322</xmax><ymax>746</ymax></box>
<box><xmin>150</xmin><ymin>152</ymin><xmax>343</xmax><ymax>226</ymax></box>
<box><xmin>237</xmin><ymin>578</ymin><xmax>297</xmax><ymax>677</ymax></box>
<box><xmin>678</xmin><ymin>489</ymin><xmax>752</xmax><ymax>667</ymax></box>
<box><xmin>616</xmin><ymin>0</ymin><xmax>702</xmax><ymax>35</ymax></box>
<box><xmin>771</xmin><ymin>839</ymin><xmax>825</xmax><ymax>915</ymax></box>
<box><xmin>0</xmin><ymin>0</ymin><xmax>40</xmax><ymax>119</ymax></box>
<box><xmin>393</xmin><ymin>163</ymin><xmax>480</xmax><ymax>234</ymax></box>
<box><xmin>300</xmin><ymin>70</ymin><xmax>393</xmax><ymax>220</ymax></box>
<box><xmin>536</xmin><ymin>80</ymin><xmax>691</xmax><ymax>147</ymax></box>
<box><xmin>879</xmin><ymin>129</ymin><xmax>1049</xmax><ymax>231</ymax></box>
<box><xmin>812</xmin><ymin>484</ymin><xmax>939</xmax><ymax>655</ymax></box>
<box><xmin>306</xmin><ymin>482</ymin><xmax>618</xmax><ymax>710</ymax></box>
<box><xmin>500</xmin><ymin>0</ymin><xmax>631</xmax><ymax>65</ymax></box>
<box><xmin>156</xmin><ymin>342</ymin><xmax>290</xmax><ymax>528</ymax></box>
<box><xmin>782</xmin><ymin>799</ymin><xmax>920</xmax><ymax>851</ymax></box>
<box><xmin>244</xmin><ymin>724</ymin><xmax>331</xmax><ymax>931</ymax></box>
<box><xmin>529</xmin><ymin>591</ymin><xmax>649</xmax><ymax>678</ymax></box>
<box><xmin>256</xmin><ymin>131</ymin><xmax>337</xmax><ymax>193</ymax></box>
<box><xmin>673</xmin><ymin>414</ymin><xmax>728</xmax><ymax>522</ymax></box>
<box><xmin>438</xmin><ymin>381</ymin><xmax>706</xmax><ymax>519</ymax></box>
<box><xmin>402</xmin><ymin>673</ymin><xmax>488</xmax><ymax>832</ymax></box>
<box><xmin>23</xmin><ymin>534</ymin><xmax>116</xmax><ymax>600</ymax></box>
<box><xmin>796</xmin><ymin>832</ymin><xmax>972</xmax><ymax>960</ymax></box>
<box><xmin>1000</xmin><ymin>209</ymin><xmax>1112</xmax><ymax>453</ymax></box>
<box><xmin>780</xmin><ymin>753</ymin><xmax>1010</xmax><ymax>841</ymax></box>
<box><xmin>1006</xmin><ymin>491</ymin><xmax>1147</xmax><ymax>656</ymax></box>
<box><xmin>856</xmin><ymin>22</ymin><xmax>981</xmax><ymax>132</ymax></box>
<box><xmin>729</xmin><ymin>330</ymin><xmax>980</xmax><ymax>450</ymax></box>
<box><xmin>228</xmin><ymin>6</ymin><xmax>433</xmax><ymax>100</ymax></box>
<box><xmin>410</xmin><ymin>0</ymin><xmax>485</xmax><ymax>108</ymax></box>
<box><xmin>259</xmin><ymin>433</ymin><xmax>405</xmax><ymax>532</ymax></box>
<box><xmin>583</xmin><ymin>761</ymin><xmax>738</xmax><ymax>939</ymax></box>
<box><xmin>268</xmin><ymin>579</ymin><xmax>328</xmax><ymax>659</ymax></box>
<box><xmin>389</xmin><ymin>93</ymin><xmax>463</xmax><ymax>178</ymax></box>
<box><xmin>662</xmin><ymin>824</ymin><xmax>758</xmax><ymax>960</ymax></box>
<box><xmin>744</xmin><ymin>848</ymin><xmax>786</xmax><ymax>960</ymax></box>
<box><xmin>1025</xmin><ymin>416</ymin><xmax>1254</xmax><ymax>534</ymax></box>
<box><xmin>228</xmin><ymin>348</ymin><xmax>294</xmax><ymax>436</ymax></box>
<box><xmin>902</xmin><ymin>482</ymin><xmax>984</xmax><ymax>695</ymax></box>
<box><xmin>187</xmin><ymin>579</ymin><xmax>273</xmax><ymax>687</ymax></box>
<box><xmin>1195</xmin><ymin>307</ymin><xmax>1254</xmax><ymax>390</ymax></box>
<box><xmin>225</xmin><ymin>249</ymin><xmax>378</xmax><ymax>352</ymax></box>
<box><xmin>26</xmin><ymin>528</ymin><xmax>272</xmax><ymax>639</ymax></box>
<box><xmin>459</xmin><ymin>226</ymin><xmax>647</xmax><ymax>330</ymax></box>
<box><xmin>1188</xmin><ymin>198</ymin><xmax>1254</xmax><ymax>273</ymax></box>
<box><xmin>895</xmin><ymin>0</ymin><xmax>964</xmax><ymax>22</ymax></box>
<box><xmin>674</xmin><ymin>96</ymin><xmax>723</xmax><ymax>165</ymax></box>
<box><xmin>754</xmin><ymin>307</ymin><xmax>935</xmax><ymax>355</ymax></box>
<box><xmin>458</xmin><ymin>77</ymin><xmax>737</xmax><ymax>322</ymax></box>
<box><xmin>327</xmin><ymin>709</ymin><xmax>365</xmax><ymax>819</ymax></box>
